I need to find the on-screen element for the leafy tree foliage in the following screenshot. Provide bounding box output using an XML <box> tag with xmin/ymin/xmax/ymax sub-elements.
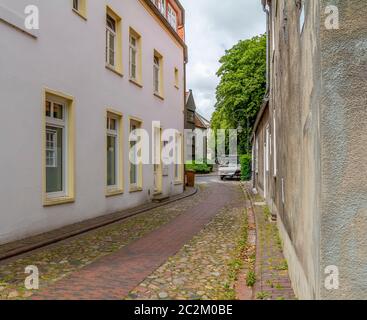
<box><xmin>211</xmin><ymin>34</ymin><xmax>266</xmax><ymax>155</ymax></box>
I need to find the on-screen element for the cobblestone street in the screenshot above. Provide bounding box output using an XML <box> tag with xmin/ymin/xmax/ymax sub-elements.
<box><xmin>0</xmin><ymin>177</ymin><xmax>248</xmax><ymax>300</ymax></box>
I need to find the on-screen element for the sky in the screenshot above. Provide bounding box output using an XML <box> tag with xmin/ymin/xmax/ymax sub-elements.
<box><xmin>180</xmin><ymin>0</ymin><xmax>266</xmax><ymax>120</ymax></box>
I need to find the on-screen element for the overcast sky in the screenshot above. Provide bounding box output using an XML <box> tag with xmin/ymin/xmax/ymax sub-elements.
<box><xmin>180</xmin><ymin>0</ymin><xmax>266</xmax><ymax>120</ymax></box>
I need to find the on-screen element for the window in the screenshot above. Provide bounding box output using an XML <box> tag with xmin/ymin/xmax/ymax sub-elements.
<box><xmin>255</xmin><ymin>137</ymin><xmax>259</xmax><ymax>173</ymax></box>
<box><xmin>106</xmin><ymin>14</ymin><xmax>116</xmax><ymax>67</ymax></box>
<box><xmin>273</xmin><ymin>111</ymin><xmax>277</xmax><ymax>177</ymax></box>
<box><xmin>153</xmin><ymin>125</ymin><xmax>163</xmax><ymax>193</ymax></box>
<box><xmin>174</xmin><ymin>132</ymin><xmax>183</xmax><ymax>183</ymax></box>
<box><xmin>44</xmin><ymin>90</ymin><xmax>75</xmax><ymax>206</ymax></box>
<box><xmin>72</xmin><ymin>0</ymin><xmax>87</xmax><ymax>19</ymax></box>
<box><xmin>174</xmin><ymin>68</ymin><xmax>179</xmax><ymax>88</ymax></box>
<box><xmin>130</xmin><ymin>35</ymin><xmax>137</xmax><ymax>80</ymax></box>
<box><xmin>106</xmin><ymin>111</ymin><xmax>123</xmax><ymax>196</ymax></box>
<box><xmin>157</xmin><ymin>0</ymin><xmax>166</xmax><ymax>16</ymax></box>
<box><xmin>167</xmin><ymin>4</ymin><xmax>177</xmax><ymax>30</ymax></box>
<box><xmin>129</xmin><ymin>28</ymin><xmax>142</xmax><ymax>84</ymax></box>
<box><xmin>129</xmin><ymin>118</ymin><xmax>143</xmax><ymax>191</ymax></box>
<box><xmin>153</xmin><ymin>51</ymin><xmax>163</xmax><ymax>97</ymax></box>
<box><xmin>106</xmin><ymin>7</ymin><xmax>122</xmax><ymax>74</ymax></box>
<box><xmin>299</xmin><ymin>1</ymin><xmax>305</xmax><ymax>34</ymax></box>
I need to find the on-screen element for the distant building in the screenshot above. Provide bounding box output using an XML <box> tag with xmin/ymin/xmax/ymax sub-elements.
<box><xmin>195</xmin><ymin>113</ymin><xmax>210</xmax><ymax>162</ymax></box>
<box><xmin>184</xmin><ymin>90</ymin><xmax>196</xmax><ymax>161</ymax></box>
<box><xmin>253</xmin><ymin>0</ymin><xmax>367</xmax><ymax>299</ymax></box>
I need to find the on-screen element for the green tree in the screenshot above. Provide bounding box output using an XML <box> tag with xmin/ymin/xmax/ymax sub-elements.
<box><xmin>212</xmin><ymin>34</ymin><xmax>266</xmax><ymax>155</ymax></box>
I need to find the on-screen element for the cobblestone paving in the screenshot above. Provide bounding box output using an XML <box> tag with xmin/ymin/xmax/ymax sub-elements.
<box><xmin>250</xmin><ymin>188</ymin><xmax>297</xmax><ymax>301</ymax></box>
<box><xmin>0</xmin><ymin>187</ymin><xmax>208</xmax><ymax>300</ymax></box>
<box><xmin>127</xmin><ymin>181</ymin><xmax>246</xmax><ymax>300</ymax></box>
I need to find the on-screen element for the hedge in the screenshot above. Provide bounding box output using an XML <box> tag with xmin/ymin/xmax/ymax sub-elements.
<box><xmin>240</xmin><ymin>154</ymin><xmax>252</xmax><ymax>181</ymax></box>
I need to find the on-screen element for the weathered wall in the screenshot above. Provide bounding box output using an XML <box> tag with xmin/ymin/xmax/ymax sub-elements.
<box><xmin>319</xmin><ymin>0</ymin><xmax>367</xmax><ymax>299</ymax></box>
<box><xmin>254</xmin><ymin>0</ymin><xmax>322</xmax><ymax>299</ymax></box>
<box><xmin>271</xmin><ymin>0</ymin><xmax>322</xmax><ymax>299</ymax></box>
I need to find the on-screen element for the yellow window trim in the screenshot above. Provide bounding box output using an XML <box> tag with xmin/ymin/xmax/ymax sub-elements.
<box><xmin>106</xmin><ymin>109</ymin><xmax>124</xmax><ymax>197</ymax></box>
<box><xmin>154</xmin><ymin>49</ymin><xmax>164</xmax><ymax>99</ymax></box>
<box><xmin>106</xmin><ymin>6</ymin><xmax>123</xmax><ymax>75</ymax></box>
<box><xmin>72</xmin><ymin>0</ymin><xmax>87</xmax><ymax>20</ymax></box>
<box><xmin>129</xmin><ymin>27</ymin><xmax>143</xmax><ymax>86</ymax></box>
<box><xmin>42</xmin><ymin>88</ymin><xmax>76</xmax><ymax>207</ymax></box>
<box><xmin>128</xmin><ymin>116</ymin><xmax>144</xmax><ymax>192</ymax></box>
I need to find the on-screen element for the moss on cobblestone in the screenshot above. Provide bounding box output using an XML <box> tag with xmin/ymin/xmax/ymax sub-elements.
<box><xmin>127</xmin><ymin>183</ymin><xmax>246</xmax><ymax>301</ymax></box>
<box><xmin>0</xmin><ymin>187</ymin><xmax>209</xmax><ymax>300</ymax></box>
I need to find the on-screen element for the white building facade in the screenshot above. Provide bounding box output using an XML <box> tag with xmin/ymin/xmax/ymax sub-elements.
<box><xmin>0</xmin><ymin>0</ymin><xmax>187</xmax><ymax>245</ymax></box>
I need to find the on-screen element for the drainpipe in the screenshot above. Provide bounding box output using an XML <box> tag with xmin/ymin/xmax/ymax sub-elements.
<box><xmin>262</xmin><ymin>0</ymin><xmax>270</xmax><ymax>95</ymax></box>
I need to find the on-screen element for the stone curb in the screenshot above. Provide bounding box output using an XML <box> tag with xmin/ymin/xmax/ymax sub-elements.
<box><xmin>0</xmin><ymin>187</ymin><xmax>198</xmax><ymax>262</ymax></box>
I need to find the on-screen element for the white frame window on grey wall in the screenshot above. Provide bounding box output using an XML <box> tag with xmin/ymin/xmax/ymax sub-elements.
<box><xmin>106</xmin><ymin>115</ymin><xmax>119</xmax><ymax>190</ymax></box>
<box><xmin>153</xmin><ymin>56</ymin><xmax>160</xmax><ymax>94</ymax></box>
<box><xmin>299</xmin><ymin>0</ymin><xmax>305</xmax><ymax>34</ymax></box>
<box><xmin>106</xmin><ymin>14</ymin><xmax>117</xmax><ymax>67</ymax></box>
<box><xmin>45</xmin><ymin>100</ymin><xmax>68</xmax><ymax>198</ymax></box>
<box><xmin>129</xmin><ymin>35</ymin><xmax>138</xmax><ymax>80</ymax></box>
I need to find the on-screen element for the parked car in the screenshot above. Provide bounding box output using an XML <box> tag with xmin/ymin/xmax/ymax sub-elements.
<box><xmin>218</xmin><ymin>156</ymin><xmax>241</xmax><ymax>180</ymax></box>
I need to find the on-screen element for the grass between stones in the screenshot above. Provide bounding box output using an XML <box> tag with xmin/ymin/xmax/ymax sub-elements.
<box><xmin>221</xmin><ymin>209</ymin><xmax>249</xmax><ymax>300</ymax></box>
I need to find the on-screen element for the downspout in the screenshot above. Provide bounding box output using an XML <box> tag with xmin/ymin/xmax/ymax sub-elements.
<box><xmin>262</xmin><ymin>0</ymin><xmax>270</xmax><ymax>96</ymax></box>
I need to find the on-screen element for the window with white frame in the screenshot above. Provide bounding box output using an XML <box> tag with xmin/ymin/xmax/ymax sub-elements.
<box><xmin>157</xmin><ymin>0</ymin><xmax>166</xmax><ymax>16</ymax></box>
<box><xmin>129</xmin><ymin>119</ymin><xmax>142</xmax><ymax>188</ymax></box>
<box><xmin>153</xmin><ymin>54</ymin><xmax>161</xmax><ymax>95</ymax></box>
<box><xmin>106</xmin><ymin>14</ymin><xmax>116</xmax><ymax>67</ymax></box>
<box><xmin>45</xmin><ymin>100</ymin><xmax>67</xmax><ymax>195</ymax></box>
<box><xmin>255</xmin><ymin>137</ymin><xmax>259</xmax><ymax>173</ymax></box>
<box><xmin>129</xmin><ymin>34</ymin><xmax>138</xmax><ymax>80</ymax></box>
<box><xmin>299</xmin><ymin>0</ymin><xmax>305</xmax><ymax>34</ymax></box>
<box><xmin>174</xmin><ymin>133</ymin><xmax>182</xmax><ymax>181</ymax></box>
<box><xmin>73</xmin><ymin>0</ymin><xmax>80</xmax><ymax>11</ymax></box>
<box><xmin>167</xmin><ymin>4</ymin><xmax>177</xmax><ymax>30</ymax></box>
<box><xmin>106</xmin><ymin>114</ymin><xmax>119</xmax><ymax>189</ymax></box>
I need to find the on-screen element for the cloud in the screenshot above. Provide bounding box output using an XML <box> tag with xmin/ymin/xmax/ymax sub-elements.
<box><xmin>180</xmin><ymin>0</ymin><xmax>265</xmax><ymax>120</ymax></box>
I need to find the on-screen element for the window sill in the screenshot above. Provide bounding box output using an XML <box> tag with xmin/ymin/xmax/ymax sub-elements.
<box><xmin>106</xmin><ymin>189</ymin><xmax>124</xmax><ymax>198</ymax></box>
<box><xmin>129</xmin><ymin>186</ymin><xmax>143</xmax><ymax>193</ymax></box>
<box><xmin>44</xmin><ymin>196</ymin><xmax>75</xmax><ymax>207</ymax></box>
<box><xmin>174</xmin><ymin>181</ymin><xmax>183</xmax><ymax>186</ymax></box>
<box><xmin>72</xmin><ymin>9</ymin><xmax>87</xmax><ymax>21</ymax></box>
<box><xmin>129</xmin><ymin>79</ymin><xmax>143</xmax><ymax>88</ymax></box>
<box><xmin>154</xmin><ymin>93</ymin><xmax>164</xmax><ymax>101</ymax></box>
<box><xmin>105</xmin><ymin>65</ymin><xmax>123</xmax><ymax>77</ymax></box>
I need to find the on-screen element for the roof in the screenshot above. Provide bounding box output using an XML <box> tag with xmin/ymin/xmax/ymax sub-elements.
<box><xmin>185</xmin><ymin>90</ymin><xmax>196</xmax><ymax>112</ymax></box>
<box><xmin>251</xmin><ymin>97</ymin><xmax>269</xmax><ymax>141</ymax></box>
<box><xmin>195</xmin><ymin>112</ymin><xmax>210</xmax><ymax>129</ymax></box>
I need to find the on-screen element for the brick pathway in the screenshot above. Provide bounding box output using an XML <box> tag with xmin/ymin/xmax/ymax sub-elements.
<box><xmin>127</xmin><ymin>181</ymin><xmax>245</xmax><ymax>300</ymax></box>
<box><xmin>246</xmin><ymin>184</ymin><xmax>296</xmax><ymax>300</ymax></box>
<box><xmin>32</xmin><ymin>182</ymin><xmax>235</xmax><ymax>300</ymax></box>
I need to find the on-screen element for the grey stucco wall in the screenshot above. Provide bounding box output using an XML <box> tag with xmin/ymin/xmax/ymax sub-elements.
<box><xmin>319</xmin><ymin>0</ymin><xmax>367</xmax><ymax>299</ymax></box>
<box><xmin>268</xmin><ymin>0</ymin><xmax>321</xmax><ymax>299</ymax></box>
<box><xmin>255</xmin><ymin>0</ymin><xmax>367</xmax><ymax>299</ymax></box>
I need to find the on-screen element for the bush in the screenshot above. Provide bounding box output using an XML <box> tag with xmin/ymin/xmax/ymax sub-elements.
<box><xmin>185</xmin><ymin>162</ymin><xmax>212</xmax><ymax>174</ymax></box>
<box><xmin>240</xmin><ymin>154</ymin><xmax>252</xmax><ymax>181</ymax></box>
